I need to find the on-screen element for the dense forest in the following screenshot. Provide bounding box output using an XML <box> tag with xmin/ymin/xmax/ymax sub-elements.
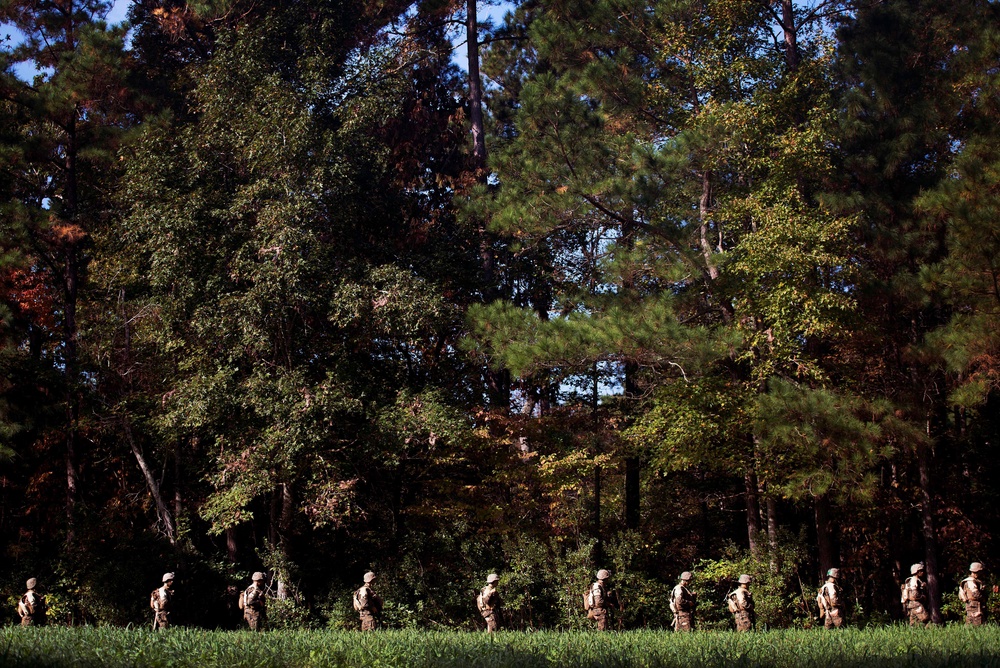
<box><xmin>1</xmin><ymin>0</ymin><xmax>999</xmax><ymax>630</ymax></box>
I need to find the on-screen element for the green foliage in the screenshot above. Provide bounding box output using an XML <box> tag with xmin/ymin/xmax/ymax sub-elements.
<box><xmin>752</xmin><ymin>379</ymin><xmax>914</xmax><ymax>503</ymax></box>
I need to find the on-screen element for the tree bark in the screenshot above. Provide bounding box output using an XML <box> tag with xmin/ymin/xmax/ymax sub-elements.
<box><xmin>467</xmin><ymin>0</ymin><xmax>487</xmax><ymax>171</ymax></box>
<box><xmin>226</xmin><ymin>527</ymin><xmax>238</xmax><ymax>563</ymax></box>
<box><xmin>781</xmin><ymin>0</ymin><xmax>800</xmax><ymax>72</ymax></box>
<box><xmin>275</xmin><ymin>482</ymin><xmax>294</xmax><ymax>600</ymax></box>
<box><xmin>699</xmin><ymin>170</ymin><xmax>719</xmax><ymax>280</ymax></box>
<box><xmin>766</xmin><ymin>496</ymin><xmax>780</xmax><ymax>572</ymax></box>
<box><xmin>815</xmin><ymin>494</ymin><xmax>837</xmax><ymax>578</ymax></box>
<box><xmin>917</xmin><ymin>437</ymin><xmax>942</xmax><ymax>623</ymax></box>
<box><xmin>63</xmin><ymin>114</ymin><xmax>80</xmax><ymax>546</ymax></box>
<box><xmin>623</xmin><ymin>361</ymin><xmax>640</xmax><ymax>530</ymax></box>
<box><xmin>123</xmin><ymin>420</ymin><xmax>176</xmax><ymax>545</ymax></box>
<box><xmin>744</xmin><ymin>471</ymin><xmax>762</xmax><ymax>556</ymax></box>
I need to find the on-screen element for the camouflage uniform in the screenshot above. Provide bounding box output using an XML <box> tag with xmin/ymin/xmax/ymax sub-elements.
<box><xmin>902</xmin><ymin>564</ymin><xmax>930</xmax><ymax>627</ymax></box>
<box><xmin>817</xmin><ymin>569</ymin><xmax>844</xmax><ymax>629</ymax></box>
<box><xmin>241</xmin><ymin>572</ymin><xmax>267</xmax><ymax>631</ymax></box>
<box><xmin>729</xmin><ymin>575</ymin><xmax>754</xmax><ymax>632</ymax></box>
<box><xmin>587</xmin><ymin>570</ymin><xmax>619</xmax><ymax>631</ymax></box>
<box><xmin>150</xmin><ymin>573</ymin><xmax>174</xmax><ymax>630</ymax></box>
<box><xmin>354</xmin><ymin>572</ymin><xmax>383</xmax><ymax>631</ymax></box>
<box><xmin>17</xmin><ymin>579</ymin><xmax>46</xmax><ymax>627</ymax></box>
<box><xmin>477</xmin><ymin>574</ymin><xmax>501</xmax><ymax>633</ymax></box>
<box><xmin>959</xmin><ymin>563</ymin><xmax>985</xmax><ymax>627</ymax></box>
<box><xmin>670</xmin><ymin>572</ymin><xmax>695</xmax><ymax>632</ymax></box>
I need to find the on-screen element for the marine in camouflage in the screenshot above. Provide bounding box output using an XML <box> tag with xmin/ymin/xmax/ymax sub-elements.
<box><xmin>959</xmin><ymin>563</ymin><xmax>985</xmax><ymax>627</ymax></box>
<box><xmin>670</xmin><ymin>572</ymin><xmax>695</xmax><ymax>632</ymax></box>
<box><xmin>18</xmin><ymin>578</ymin><xmax>46</xmax><ymax>627</ymax></box>
<box><xmin>150</xmin><ymin>573</ymin><xmax>174</xmax><ymax>630</ymax></box>
<box><xmin>355</xmin><ymin>571</ymin><xmax>383</xmax><ymax>631</ymax></box>
<box><xmin>902</xmin><ymin>564</ymin><xmax>930</xmax><ymax>627</ymax></box>
<box><xmin>477</xmin><ymin>573</ymin><xmax>501</xmax><ymax>633</ymax></box>
<box><xmin>730</xmin><ymin>575</ymin><xmax>754</xmax><ymax>632</ymax></box>
<box><xmin>241</xmin><ymin>572</ymin><xmax>267</xmax><ymax>631</ymax></box>
<box><xmin>817</xmin><ymin>568</ymin><xmax>844</xmax><ymax>629</ymax></box>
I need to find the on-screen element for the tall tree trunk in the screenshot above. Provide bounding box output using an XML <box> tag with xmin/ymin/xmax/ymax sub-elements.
<box><xmin>917</xmin><ymin>437</ymin><xmax>942</xmax><ymax>623</ymax></box>
<box><xmin>766</xmin><ymin>496</ymin><xmax>780</xmax><ymax>572</ymax></box>
<box><xmin>781</xmin><ymin>0</ymin><xmax>800</xmax><ymax>72</ymax></box>
<box><xmin>623</xmin><ymin>361</ymin><xmax>640</xmax><ymax>530</ymax></box>
<box><xmin>699</xmin><ymin>170</ymin><xmax>719</xmax><ymax>281</ymax></box>
<box><xmin>592</xmin><ymin>361</ymin><xmax>602</xmax><ymax>558</ymax></box>
<box><xmin>174</xmin><ymin>441</ymin><xmax>183</xmax><ymax>527</ymax></box>
<box><xmin>815</xmin><ymin>494</ymin><xmax>837</xmax><ymax>577</ymax></box>
<box><xmin>226</xmin><ymin>527</ymin><xmax>238</xmax><ymax>563</ymax></box>
<box><xmin>123</xmin><ymin>420</ymin><xmax>176</xmax><ymax>545</ymax></box>
<box><xmin>63</xmin><ymin>115</ymin><xmax>80</xmax><ymax>545</ymax></box>
<box><xmin>275</xmin><ymin>483</ymin><xmax>294</xmax><ymax>600</ymax></box>
<box><xmin>466</xmin><ymin>0</ymin><xmax>487</xmax><ymax>172</ymax></box>
<box><xmin>466</xmin><ymin>0</ymin><xmax>509</xmax><ymax>411</ymax></box>
<box><xmin>744</xmin><ymin>471</ymin><xmax>762</xmax><ymax>557</ymax></box>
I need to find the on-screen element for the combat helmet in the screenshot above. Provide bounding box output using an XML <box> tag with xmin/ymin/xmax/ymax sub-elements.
<box><xmin>970</xmin><ymin>562</ymin><xmax>984</xmax><ymax>573</ymax></box>
<box><xmin>596</xmin><ymin>569</ymin><xmax>611</xmax><ymax>580</ymax></box>
<box><xmin>910</xmin><ymin>563</ymin><xmax>924</xmax><ymax>575</ymax></box>
<box><xmin>738</xmin><ymin>574</ymin><xmax>752</xmax><ymax>584</ymax></box>
<box><xmin>680</xmin><ymin>571</ymin><xmax>693</xmax><ymax>581</ymax></box>
<box><xmin>162</xmin><ymin>572</ymin><xmax>175</xmax><ymax>583</ymax></box>
<box><xmin>364</xmin><ymin>571</ymin><xmax>376</xmax><ymax>583</ymax></box>
<box><xmin>25</xmin><ymin>578</ymin><xmax>37</xmax><ymax>590</ymax></box>
<box><xmin>486</xmin><ymin>573</ymin><xmax>499</xmax><ymax>584</ymax></box>
<box><xmin>827</xmin><ymin>568</ymin><xmax>840</xmax><ymax>578</ymax></box>
<box><xmin>252</xmin><ymin>571</ymin><xmax>265</xmax><ymax>581</ymax></box>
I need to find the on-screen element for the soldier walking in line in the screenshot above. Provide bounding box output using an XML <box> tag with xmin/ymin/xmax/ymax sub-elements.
<box><xmin>817</xmin><ymin>568</ymin><xmax>844</xmax><ymax>628</ymax></box>
<box><xmin>17</xmin><ymin>578</ymin><xmax>46</xmax><ymax>627</ymax></box>
<box><xmin>670</xmin><ymin>571</ymin><xmax>696</xmax><ymax>632</ymax></box>
<box><xmin>476</xmin><ymin>573</ymin><xmax>502</xmax><ymax>633</ymax></box>
<box><xmin>901</xmin><ymin>563</ymin><xmax>930</xmax><ymax>627</ymax></box>
<box><xmin>150</xmin><ymin>572</ymin><xmax>174</xmax><ymax>630</ymax></box>
<box><xmin>585</xmin><ymin>569</ymin><xmax>620</xmax><ymax>631</ymax></box>
<box><xmin>959</xmin><ymin>562</ymin><xmax>986</xmax><ymax>626</ymax></box>
<box><xmin>353</xmin><ymin>571</ymin><xmax>383</xmax><ymax>631</ymax></box>
<box><xmin>239</xmin><ymin>572</ymin><xmax>267</xmax><ymax>631</ymax></box>
<box><xmin>727</xmin><ymin>574</ymin><xmax>755</xmax><ymax>632</ymax></box>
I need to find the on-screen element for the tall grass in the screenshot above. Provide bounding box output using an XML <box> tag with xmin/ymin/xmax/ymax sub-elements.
<box><xmin>0</xmin><ymin>626</ymin><xmax>998</xmax><ymax>667</ymax></box>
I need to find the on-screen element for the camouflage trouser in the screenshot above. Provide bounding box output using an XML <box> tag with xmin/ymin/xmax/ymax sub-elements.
<box><xmin>674</xmin><ymin>611</ymin><xmax>693</xmax><ymax>632</ymax></box>
<box><xmin>483</xmin><ymin>611</ymin><xmax>498</xmax><ymax>633</ymax></box>
<box><xmin>591</xmin><ymin>608</ymin><xmax>608</xmax><ymax>631</ymax></box>
<box><xmin>907</xmin><ymin>602</ymin><xmax>930</xmax><ymax>627</ymax></box>
<box><xmin>360</xmin><ymin>611</ymin><xmax>378</xmax><ymax>631</ymax></box>
<box><xmin>824</xmin><ymin>608</ymin><xmax>844</xmax><ymax>629</ymax></box>
<box><xmin>245</xmin><ymin>609</ymin><xmax>265</xmax><ymax>631</ymax></box>
<box><xmin>734</xmin><ymin>610</ymin><xmax>753</xmax><ymax>632</ymax></box>
<box><xmin>154</xmin><ymin>611</ymin><xmax>170</xmax><ymax>630</ymax></box>
<box><xmin>965</xmin><ymin>602</ymin><xmax>983</xmax><ymax>627</ymax></box>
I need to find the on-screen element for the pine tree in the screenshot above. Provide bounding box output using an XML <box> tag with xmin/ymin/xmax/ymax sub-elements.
<box><xmin>0</xmin><ymin>0</ymin><xmax>131</xmax><ymax>543</ymax></box>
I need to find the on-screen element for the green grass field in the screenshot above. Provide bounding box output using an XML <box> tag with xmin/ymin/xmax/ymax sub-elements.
<box><xmin>1</xmin><ymin>626</ymin><xmax>998</xmax><ymax>667</ymax></box>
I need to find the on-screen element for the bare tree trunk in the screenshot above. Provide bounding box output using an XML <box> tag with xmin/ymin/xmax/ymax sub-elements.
<box><xmin>174</xmin><ymin>439</ymin><xmax>183</xmax><ymax>527</ymax></box>
<box><xmin>815</xmin><ymin>494</ymin><xmax>836</xmax><ymax>578</ymax></box>
<box><xmin>63</xmin><ymin>115</ymin><xmax>80</xmax><ymax>546</ymax></box>
<box><xmin>124</xmin><ymin>420</ymin><xmax>176</xmax><ymax>545</ymax></box>
<box><xmin>467</xmin><ymin>0</ymin><xmax>487</xmax><ymax>171</ymax></box>
<box><xmin>275</xmin><ymin>483</ymin><xmax>294</xmax><ymax>600</ymax></box>
<box><xmin>226</xmin><ymin>527</ymin><xmax>238</xmax><ymax>563</ymax></box>
<box><xmin>781</xmin><ymin>0</ymin><xmax>800</xmax><ymax>72</ymax></box>
<box><xmin>699</xmin><ymin>170</ymin><xmax>719</xmax><ymax>280</ymax></box>
<box><xmin>766</xmin><ymin>496</ymin><xmax>780</xmax><ymax>572</ymax></box>
<box><xmin>744</xmin><ymin>471</ymin><xmax>762</xmax><ymax>557</ymax></box>
<box><xmin>623</xmin><ymin>361</ymin><xmax>640</xmax><ymax>530</ymax></box>
<box><xmin>918</xmin><ymin>437</ymin><xmax>942</xmax><ymax>623</ymax></box>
